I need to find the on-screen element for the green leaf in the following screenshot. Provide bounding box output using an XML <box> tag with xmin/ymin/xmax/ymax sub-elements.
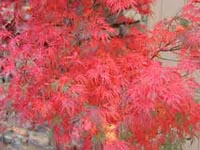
<box><xmin>92</xmin><ymin>132</ymin><xmax>105</xmax><ymax>145</ymax></box>
<box><xmin>179</xmin><ymin>18</ymin><xmax>190</xmax><ymax>27</ymax></box>
<box><xmin>51</xmin><ymin>80</ymin><xmax>59</xmax><ymax>91</ymax></box>
<box><xmin>119</xmin><ymin>124</ymin><xmax>133</xmax><ymax>141</ymax></box>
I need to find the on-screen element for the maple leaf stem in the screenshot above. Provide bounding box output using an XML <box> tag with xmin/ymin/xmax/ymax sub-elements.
<box><xmin>156</xmin><ymin>56</ymin><xmax>180</xmax><ymax>62</ymax></box>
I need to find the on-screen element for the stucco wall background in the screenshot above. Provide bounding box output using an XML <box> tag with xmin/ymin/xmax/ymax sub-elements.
<box><xmin>147</xmin><ymin>0</ymin><xmax>187</xmax><ymax>28</ymax></box>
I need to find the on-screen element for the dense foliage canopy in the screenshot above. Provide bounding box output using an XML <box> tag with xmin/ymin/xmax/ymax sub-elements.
<box><xmin>0</xmin><ymin>0</ymin><xmax>200</xmax><ymax>149</ymax></box>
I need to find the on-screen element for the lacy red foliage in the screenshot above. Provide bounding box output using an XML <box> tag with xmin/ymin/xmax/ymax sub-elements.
<box><xmin>0</xmin><ymin>0</ymin><xmax>200</xmax><ymax>149</ymax></box>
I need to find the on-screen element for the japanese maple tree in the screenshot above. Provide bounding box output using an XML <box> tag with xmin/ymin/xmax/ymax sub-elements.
<box><xmin>0</xmin><ymin>0</ymin><xmax>200</xmax><ymax>149</ymax></box>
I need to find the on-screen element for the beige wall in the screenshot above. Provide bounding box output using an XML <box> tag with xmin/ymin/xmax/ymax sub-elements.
<box><xmin>147</xmin><ymin>0</ymin><xmax>187</xmax><ymax>28</ymax></box>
